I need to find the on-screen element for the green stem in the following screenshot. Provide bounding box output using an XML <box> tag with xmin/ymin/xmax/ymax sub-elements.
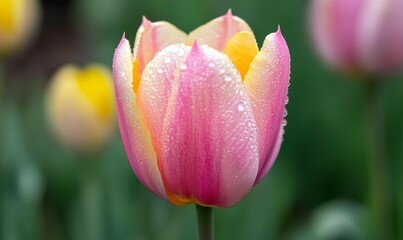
<box><xmin>81</xmin><ymin>157</ymin><xmax>101</xmax><ymax>240</ymax></box>
<box><xmin>365</xmin><ymin>80</ymin><xmax>392</xmax><ymax>240</ymax></box>
<box><xmin>196</xmin><ymin>205</ymin><xmax>214</xmax><ymax>240</ymax></box>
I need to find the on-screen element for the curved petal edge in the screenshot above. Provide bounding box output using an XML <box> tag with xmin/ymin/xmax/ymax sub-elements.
<box><xmin>243</xmin><ymin>28</ymin><xmax>291</xmax><ymax>184</ymax></box>
<box><xmin>113</xmin><ymin>34</ymin><xmax>167</xmax><ymax>199</ymax></box>
<box><xmin>133</xmin><ymin>17</ymin><xmax>187</xmax><ymax>81</ymax></box>
<box><xmin>187</xmin><ymin>9</ymin><xmax>253</xmax><ymax>51</ymax></box>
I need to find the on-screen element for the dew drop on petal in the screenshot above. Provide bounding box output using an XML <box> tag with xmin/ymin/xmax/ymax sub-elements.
<box><xmin>283</xmin><ymin>109</ymin><xmax>288</xmax><ymax>117</ymax></box>
<box><xmin>238</xmin><ymin>102</ymin><xmax>245</xmax><ymax>112</ymax></box>
<box><xmin>164</xmin><ymin>57</ymin><xmax>172</xmax><ymax>64</ymax></box>
<box><xmin>282</xmin><ymin>119</ymin><xmax>287</xmax><ymax>127</ymax></box>
<box><xmin>180</xmin><ymin>63</ymin><xmax>187</xmax><ymax>70</ymax></box>
<box><xmin>178</xmin><ymin>49</ymin><xmax>184</xmax><ymax>56</ymax></box>
<box><xmin>157</xmin><ymin>68</ymin><xmax>163</xmax><ymax>74</ymax></box>
<box><xmin>224</xmin><ymin>75</ymin><xmax>232</xmax><ymax>82</ymax></box>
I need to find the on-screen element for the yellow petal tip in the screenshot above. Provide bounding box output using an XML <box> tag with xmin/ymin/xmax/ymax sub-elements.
<box><xmin>224</xmin><ymin>31</ymin><xmax>259</xmax><ymax>79</ymax></box>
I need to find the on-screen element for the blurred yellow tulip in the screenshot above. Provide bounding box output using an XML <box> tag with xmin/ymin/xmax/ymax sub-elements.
<box><xmin>0</xmin><ymin>0</ymin><xmax>41</xmax><ymax>57</ymax></box>
<box><xmin>46</xmin><ymin>64</ymin><xmax>115</xmax><ymax>153</ymax></box>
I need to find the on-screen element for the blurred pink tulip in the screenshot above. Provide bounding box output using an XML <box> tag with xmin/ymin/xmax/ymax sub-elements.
<box><xmin>310</xmin><ymin>0</ymin><xmax>403</xmax><ymax>75</ymax></box>
<box><xmin>113</xmin><ymin>11</ymin><xmax>290</xmax><ymax>207</ymax></box>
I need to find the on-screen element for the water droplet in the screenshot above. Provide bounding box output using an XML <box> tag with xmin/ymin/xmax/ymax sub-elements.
<box><xmin>238</xmin><ymin>102</ymin><xmax>245</xmax><ymax>112</ymax></box>
<box><xmin>180</xmin><ymin>63</ymin><xmax>187</xmax><ymax>70</ymax></box>
<box><xmin>283</xmin><ymin>109</ymin><xmax>288</xmax><ymax>117</ymax></box>
<box><xmin>164</xmin><ymin>57</ymin><xmax>172</xmax><ymax>64</ymax></box>
<box><xmin>285</xmin><ymin>96</ymin><xmax>289</xmax><ymax>105</ymax></box>
<box><xmin>157</xmin><ymin>68</ymin><xmax>163</xmax><ymax>74</ymax></box>
<box><xmin>219</xmin><ymin>69</ymin><xmax>225</xmax><ymax>74</ymax></box>
<box><xmin>282</xmin><ymin>119</ymin><xmax>287</xmax><ymax>126</ymax></box>
<box><xmin>224</xmin><ymin>75</ymin><xmax>232</xmax><ymax>82</ymax></box>
<box><xmin>209</xmin><ymin>62</ymin><xmax>215</xmax><ymax>68</ymax></box>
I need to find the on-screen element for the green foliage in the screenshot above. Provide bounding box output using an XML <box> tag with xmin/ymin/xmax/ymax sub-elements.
<box><xmin>1</xmin><ymin>0</ymin><xmax>403</xmax><ymax>239</ymax></box>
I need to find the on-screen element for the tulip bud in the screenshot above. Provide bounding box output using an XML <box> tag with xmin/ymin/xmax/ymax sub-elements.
<box><xmin>0</xmin><ymin>0</ymin><xmax>41</xmax><ymax>57</ymax></box>
<box><xmin>310</xmin><ymin>0</ymin><xmax>403</xmax><ymax>76</ymax></box>
<box><xmin>113</xmin><ymin>11</ymin><xmax>291</xmax><ymax>207</ymax></box>
<box><xmin>46</xmin><ymin>64</ymin><xmax>115</xmax><ymax>153</ymax></box>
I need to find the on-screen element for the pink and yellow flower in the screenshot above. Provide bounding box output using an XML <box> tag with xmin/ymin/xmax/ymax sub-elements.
<box><xmin>46</xmin><ymin>64</ymin><xmax>115</xmax><ymax>153</ymax></box>
<box><xmin>113</xmin><ymin>10</ymin><xmax>290</xmax><ymax>207</ymax></box>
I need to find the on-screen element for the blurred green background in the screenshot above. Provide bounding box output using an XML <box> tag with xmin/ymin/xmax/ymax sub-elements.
<box><xmin>1</xmin><ymin>0</ymin><xmax>403</xmax><ymax>239</ymax></box>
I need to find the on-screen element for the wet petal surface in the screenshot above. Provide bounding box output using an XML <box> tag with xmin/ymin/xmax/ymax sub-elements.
<box><xmin>113</xmin><ymin>35</ymin><xmax>167</xmax><ymax>199</ymax></box>
<box><xmin>243</xmin><ymin>29</ymin><xmax>290</xmax><ymax>184</ymax></box>
<box><xmin>141</xmin><ymin>43</ymin><xmax>259</xmax><ymax>207</ymax></box>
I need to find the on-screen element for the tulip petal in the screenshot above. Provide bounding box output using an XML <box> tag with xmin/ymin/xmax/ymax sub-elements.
<box><xmin>75</xmin><ymin>64</ymin><xmax>114</xmax><ymax>121</ymax></box>
<box><xmin>243</xmin><ymin>28</ymin><xmax>290</xmax><ymax>184</ymax></box>
<box><xmin>133</xmin><ymin>17</ymin><xmax>187</xmax><ymax>88</ymax></box>
<box><xmin>138</xmin><ymin>44</ymin><xmax>190</xmax><ymax>152</ymax></box>
<box><xmin>186</xmin><ymin>9</ymin><xmax>252</xmax><ymax>51</ymax></box>
<box><xmin>151</xmin><ymin>43</ymin><xmax>259</xmax><ymax>207</ymax></box>
<box><xmin>113</xmin><ymin>35</ymin><xmax>166</xmax><ymax>199</ymax></box>
<box><xmin>224</xmin><ymin>31</ymin><xmax>259</xmax><ymax>79</ymax></box>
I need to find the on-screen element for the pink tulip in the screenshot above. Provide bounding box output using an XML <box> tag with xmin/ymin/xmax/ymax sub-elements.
<box><xmin>310</xmin><ymin>0</ymin><xmax>403</xmax><ymax>75</ymax></box>
<box><xmin>113</xmin><ymin>10</ymin><xmax>290</xmax><ymax>207</ymax></box>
